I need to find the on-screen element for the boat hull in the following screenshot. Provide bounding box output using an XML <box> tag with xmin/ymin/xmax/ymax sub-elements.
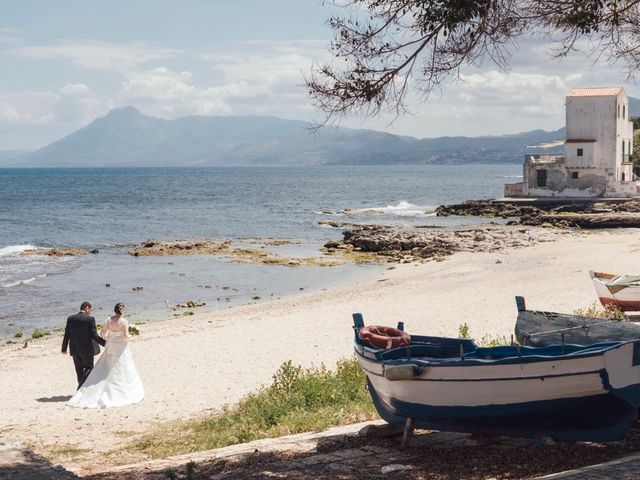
<box><xmin>515</xmin><ymin>309</ymin><xmax>640</xmax><ymax>346</ymax></box>
<box><xmin>591</xmin><ymin>271</ymin><xmax>640</xmax><ymax>312</ymax></box>
<box><xmin>366</xmin><ymin>377</ymin><xmax>640</xmax><ymax>441</ymax></box>
<box><xmin>356</xmin><ymin>338</ymin><xmax>640</xmax><ymax>441</ymax></box>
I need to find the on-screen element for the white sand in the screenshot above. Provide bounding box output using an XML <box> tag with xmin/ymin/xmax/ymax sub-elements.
<box><xmin>1</xmin><ymin>228</ymin><xmax>640</xmax><ymax>469</ymax></box>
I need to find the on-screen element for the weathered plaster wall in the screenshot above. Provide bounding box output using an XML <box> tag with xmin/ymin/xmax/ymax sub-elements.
<box><xmin>523</xmin><ymin>157</ymin><xmax>607</xmax><ymax>197</ymax></box>
<box><xmin>566</xmin><ymin>96</ymin><xmax>614</xmax><ymax>172</ymax></box>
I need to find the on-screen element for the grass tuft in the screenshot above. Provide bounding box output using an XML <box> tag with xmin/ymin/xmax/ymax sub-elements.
<box><xmin>574</xmin><ymin>302</ymin><xmax>626</xmax><ymax>320</ymax></box>
<box><xmin>31</xmin><ymin>328</ymin><xmax>50</xmax><ymax>339</ymax></box>
<box><xmin>458</xmin><ymin>323</ymin><xmax>511</xmax><ymax>346</ymax></box>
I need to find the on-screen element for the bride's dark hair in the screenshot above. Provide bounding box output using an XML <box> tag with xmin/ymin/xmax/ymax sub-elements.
<box><xmin>114</xmin><ymin>303</ymin><xmax>125</xmax><ymax>315</ymax></box>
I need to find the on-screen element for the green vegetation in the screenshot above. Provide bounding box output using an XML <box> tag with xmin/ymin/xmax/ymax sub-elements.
<box><xmin>31</xmin><ymin>329</ymin><xmax>50</xmax><ymax>339</ymax></box>
<box><xmin>458</xmin><ymin>323</ymin><xmax>470</xmax><ymax>339</ymax></box>
<box><xmin>633</xmin><ymin>127</ymin><xmax>640</xmax><ymax>175</ymax></box>
<box><xmin>574</xmin><ymin>303</ymin><xmax>626</xmax><ymax>320</ymax></box>
<box><xmin>458</xmin><ymin>323</ymin><xmax>511</xmax><ymax>346</ymax></box>
<box><xmin>125</xmin><ymin>357</ymin><xmax>376</xmax><ymax>459</ymax></box>
<box><xmin>44</xmin><ymin>444</ymin><xmax>91</xmax><ymax>460</ymax></box>
<box><xmin>185</xmin><ymin>461</ymin><xmax>196</xmax><ymax>480</ymax></box>
<box><xmin>631</xmin><ymin>117</ymin><xmax>640</xmax><ymax>174</ymax></box>
<box><xmin>478</xmin><ymin>333</ymin><xmax>512</xmax><ymax>347</ymax></box>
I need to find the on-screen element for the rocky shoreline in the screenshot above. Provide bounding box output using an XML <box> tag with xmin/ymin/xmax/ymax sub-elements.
<box><xmin>18</xmin><ymin>199</ymin><xmax>640</xmax><ymax>267</ymax></box>
<box><xmin>323</xmin><ymin>224</ymin><xmax>566</xmax><ymax>263</ymax></box>
<box><xmin>128</xmin><ymin>239</ymin><xmax>342</xmax><ymax>266</ymax></box>
<box><xmin>436</xmin><ymin>199</ymin><xmax>640</xmax><ymax>228</ymax></box>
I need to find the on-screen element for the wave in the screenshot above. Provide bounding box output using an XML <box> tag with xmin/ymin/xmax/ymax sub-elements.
<box><xmin>495</xmin><ymin>175</ymin><xmax>523</xmax><ymax>179</ymax></box>
<box><xmin>2</xmin><ymin>274</ymin><xmax>46</xmax><ymax>288</ymax></box>
<box><xmin>0</xmin><ymin>244</ymin><xmax>37</xmax><ymax>257</ymax></box>
<box><xmin>343</xmin><ymin>201</ymin><xmax>436</xmax><ymax>218</ymax></box>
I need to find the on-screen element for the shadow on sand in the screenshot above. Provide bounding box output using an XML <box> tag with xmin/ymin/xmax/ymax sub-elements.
<box><xmin>36</xmin><ymin>395</ymin><xmax>72</xmax><ymax>403</ymax></box>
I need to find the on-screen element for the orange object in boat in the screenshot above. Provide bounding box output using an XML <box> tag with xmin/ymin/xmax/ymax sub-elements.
<box><xmin>359</xmin><ymin>325</ymin><xmax>411</xmax><ymax>349</ymax></box>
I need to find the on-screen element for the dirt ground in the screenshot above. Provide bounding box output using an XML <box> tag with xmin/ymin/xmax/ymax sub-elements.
<box><xmin>83</xmin><ymin>420</ymin><xmax>640</xmax><ymax>480</ymax></box>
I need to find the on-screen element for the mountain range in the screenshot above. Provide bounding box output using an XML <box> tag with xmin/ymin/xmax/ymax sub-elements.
<box><xmin>2</xmin><ymin>97</ymin><xmax>639</xmax><ymax>167</ymax></box>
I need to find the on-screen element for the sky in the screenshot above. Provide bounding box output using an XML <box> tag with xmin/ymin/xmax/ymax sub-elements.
<box><xmin>1</xmin><ymin>0</ymin><xmax>639</xmax><ymax>151</ymax></box>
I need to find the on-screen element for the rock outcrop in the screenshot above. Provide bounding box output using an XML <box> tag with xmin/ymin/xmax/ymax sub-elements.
<box><xmin>436</xmin><ymin>199</ymin><xmax>640</xmax><ymax>228</ymax></box>
<box><xmin>325</xmin><ymin>225</ymin><xmax>565</xmax><ymax>263</ymax></box>
<box><xmin>21</xmin><ymin>247</ymin><xmax>88</xmax><ymax>257</ymax></box>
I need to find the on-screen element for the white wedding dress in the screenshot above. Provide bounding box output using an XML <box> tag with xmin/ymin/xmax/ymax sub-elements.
<box><xmin>68</xmin><ymin>316</ymin><xmax>144</xmax><ymax>408</ymax></box>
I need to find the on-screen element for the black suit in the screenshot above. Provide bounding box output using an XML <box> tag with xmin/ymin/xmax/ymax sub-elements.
<box><xmin>62</xmin><ymin>312</ymin><xmax>106</xmax><ymax>388</ymax></box>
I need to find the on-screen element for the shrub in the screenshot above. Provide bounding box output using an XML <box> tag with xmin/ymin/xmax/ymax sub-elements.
<box><xmin>129</xmin><ymin>356</ymin><xmax>376</xmax><ymax>458</ymax></box>
<box><xmin>479</xmin><ymin>334</ymin><xmax>511</xmax><ymax>347</ymax></box>
<box><xmin>458</xmin><ymin>323</ymin><xmax>470</xmax><ymax>339</ymax></box>
<box><xmin>574</xmin><ymin>303</ymin><xmax>626</xmax><ymax>320</ymax></box>
<box><xmin>128</xmin><ymin>325</ymin><xmax>140</xmax><ymax>336</ymax></box>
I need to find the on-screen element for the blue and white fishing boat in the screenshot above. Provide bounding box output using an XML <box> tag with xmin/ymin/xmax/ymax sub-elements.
<box><xmin>353</xmin><ymin>313</ymin><xmax>640</xmax><ymax>442</ymax></box>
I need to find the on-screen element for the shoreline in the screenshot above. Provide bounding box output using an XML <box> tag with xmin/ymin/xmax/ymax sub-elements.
<box><xmin>3</xmin><ymin>227</ymin><xmax>640</xmax><ymax>473</ymax></box>
<box><xmin>0</xmin><ymin>238</ymin><xmax>385</xmax><ymax>340</ymax></box>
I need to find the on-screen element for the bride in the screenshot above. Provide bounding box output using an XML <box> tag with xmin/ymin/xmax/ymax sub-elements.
<box><xmin>68</xmin><ymin>303</ymin><xmax>144</xmax><ymax>408</ymax></box>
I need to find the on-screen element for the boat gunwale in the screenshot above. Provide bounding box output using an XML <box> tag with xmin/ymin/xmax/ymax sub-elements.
<box><xmin>354</xmin><ymin>339</ymin><xmax>631</xmax><ymax>367</ymax></box>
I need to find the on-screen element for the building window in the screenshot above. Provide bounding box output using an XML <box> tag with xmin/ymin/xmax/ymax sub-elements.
<box><xmin>623</xmin><ymin>172</ymin><xmax>626</xmax><ymax>181</ymax></box>
<box><xmin>618</xmin><ymin>104</ymin><xmax>621</xmax><ymax>118</ymax></box>
<box><xmin>623</xmin><ymin>140</ymin><xmax>625</xmax><ymax>155</ymax></box>
<box><xmin>571</xmin><ymin>172</ymin><xmax>579</xmax><ymax>179</ymax></box>
<box><xmin>577</xmin><ymin>148</ymin><xmax>583</xmax><ymax>157</ymax></box>
<box><xmin>537</xmin><ymin>169</ymin><xmax>547</xmax><ymax>187</ymax></box>
<box><xmin>623</xmin><ymin>105</ymin><xmax>626</xmax><ymax>119</ymax></box>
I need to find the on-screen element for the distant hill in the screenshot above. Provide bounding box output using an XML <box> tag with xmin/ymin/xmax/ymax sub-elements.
<box><xmin>4</xmin><ymin>96</ymin><xmax>638</xmax><ymax>167</ymax></box>
<box><xmin>630</xmin><ymin>96</ymin><xmax>640</xmax><ymax>117</ymax></box>
<box><xmin>0</xmin><ymin>150</ymin><xmax>26</xmax><ymax>163</ymax></box>
<box><xmin>12</xmin><ymin>107</ymin><xmax>426</xmax><ymax>167</ymax></box>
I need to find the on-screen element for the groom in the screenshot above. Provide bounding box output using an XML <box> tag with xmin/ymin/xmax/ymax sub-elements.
<box><xmin>61</xmin><ymin>302</ymin><xmax>106</xmax><ymax>388</ymax></box>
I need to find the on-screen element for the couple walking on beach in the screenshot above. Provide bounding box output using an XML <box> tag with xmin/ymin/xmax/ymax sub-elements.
<box><xmin>61</xmin><ymin>301</ymin><xmax>144</xmax><ymax>408</ymax></box>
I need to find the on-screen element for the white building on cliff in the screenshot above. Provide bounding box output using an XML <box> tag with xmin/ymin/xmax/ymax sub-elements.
<box><xmin>507</xmin><ymin>87</ymin><xmax>636</xmax><ymax>198</ymax></box>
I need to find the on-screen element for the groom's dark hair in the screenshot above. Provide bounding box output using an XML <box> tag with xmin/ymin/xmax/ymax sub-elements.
<box><xmin>80</xmin><ymin>301</ymin><xmax>92</xmax><ymax>311</ymax></box>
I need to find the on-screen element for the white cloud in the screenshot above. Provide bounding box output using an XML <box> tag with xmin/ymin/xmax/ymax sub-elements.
<box><xmin>0</xmin><ymin>27</ymin><xmax>23</xmax><ymax>45</ymax></box>
<box><xmin>0</xmin><ymin>90</ymin><xmax>58</xmax><ymax>125</ymax></box>
<box><xmin>0</xmin><ymin>83</ymin><xmax>112</xmax><ymax>130</ymax></box>
<box><xmin>12</xmin><ymin>41</ymin><xmax>180</xmax><ymax>73</ymax></box>
<box><xmin>54</xmin><ymin>83</ymin><xmax>113</xmax><ymax>123</ymax></box>
<box><xmin>117</xmin><ymin>41</ymin><xmax>327</xmax><ymax>119</ymax></box>
<box><xmin>119</xmin><ymin>67</ymin><xmax>232</xmax><ymax>116</ymax></box>
<box><xmin>455</xmin><ymin>70</ymin><xmax>567</xmax><ymax>114</ymax></box>
<box><xmin>3</xmin><ymin>32</ymin><xmax>638</xmax><ymax>148</ymax></box>
<box><xmin>59</xmin><ymin>83</ymin><xmax>91</xmax><ymax>95</ymax></box>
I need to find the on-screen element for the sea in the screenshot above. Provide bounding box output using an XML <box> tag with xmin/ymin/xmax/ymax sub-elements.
<box><xmin>0</xmin><ymin>165</ymin><xmax>522</xmax><ymax>339</ymax></box>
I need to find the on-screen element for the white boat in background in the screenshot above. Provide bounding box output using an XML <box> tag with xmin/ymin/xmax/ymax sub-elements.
<box><xmin>590</xmin><ymin>271</ymin><xmax>640</xmax><ymax>312</ymax></box>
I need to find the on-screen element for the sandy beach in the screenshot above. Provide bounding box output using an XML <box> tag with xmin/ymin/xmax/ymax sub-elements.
<box><xmin>2</xmin><ymin>227</ymin><xmax>640</xmax><ymax>472</ymax></box>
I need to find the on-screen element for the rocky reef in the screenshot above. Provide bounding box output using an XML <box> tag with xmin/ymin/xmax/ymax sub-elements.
<box><xmin>129</xmin><ymin>240</ymin><xmax>231</xmax><ymax>256</ymax></box>
<box><xmin>436</xmin><ymin>200</ymin><xmax>542</xmax><ymax>218</ymax></box>
<box><xmin>324</xmin><ymin>224</ymin><xmax>565</xmax><ymax>263</ymax></box>
<box><xmin>21</xmin><ymin>247</ymin><xmax>93</xmax><ymax>256</ymax></box>
<box><xmin>436</xmin><ymin>199</ymin><xmax>640</xmax><ymax>229</ymax></box>
<box><xmin>129</xmin><ymin>239</ymin><xmax>341</xmax><ymax>267</ymax></box>
<box><xmin>520</xmin><ymin>212</ymin><xmax>640</xmax><ymax>229</ymax></box>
